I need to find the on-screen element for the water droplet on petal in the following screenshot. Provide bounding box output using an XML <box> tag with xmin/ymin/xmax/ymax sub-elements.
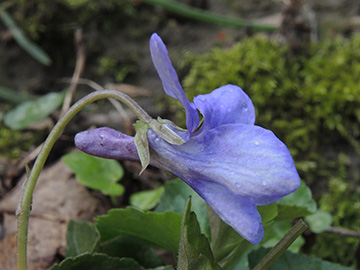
<box><xmin>235</xmin><ymin>182</ymin><xmax>242</xmax><ymax>188</ymax></box>
<box><xmin>255</xmin><ymin>141</ymin><xmax>260</xmax><ymax>145</ymax></box>
<box><xmin>98</xmin><ymin>134</ymin><xmax>105</xmax><ymax>146</ymax></box>
<box><xmin>198</xmin><ymin>96</ymin><xmax>205</xmax><ymax>101</ymax></box>
<box><xmin>262</xmin><ymin>181</ymin><xmax>267</xmax><ymax>186</ymax></box>
<box><xmin>148</xmin><ymin>132</ymin><xmax>156</xmax><ymax>140</ymax></box>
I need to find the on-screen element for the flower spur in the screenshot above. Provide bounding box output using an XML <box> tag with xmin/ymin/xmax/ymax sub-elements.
<box><xmin>75</xmin><ymin>33</ymin><xmax>300</xmax><ymax>245</ymax></box>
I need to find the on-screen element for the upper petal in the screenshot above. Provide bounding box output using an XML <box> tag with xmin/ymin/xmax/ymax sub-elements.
<box><xmin>147</xmin><ymin>124</ymin><xmax>300</xmax><ymax>206</ymax></box>
<box><xmin>193</xmin><ymin>85</ymin><xmax>255</xmax><ymax>136</ymax></box>
<box><xmin>150</xmin><ymin>33</ymin><xmax>199</xmax><ymax>133</ymax></box>
<box><xmin>75</xmin><ymin>127</ymin><xmax>139</xmax><ymax>161</ymax></box>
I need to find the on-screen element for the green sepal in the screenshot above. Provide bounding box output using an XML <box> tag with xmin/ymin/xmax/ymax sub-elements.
<box><xmin>149</xmin><ymin>119</ymin><xmax>185</xmax><ymax>145</ymax></box>
<box><xmin>157</xmin><ymin>117</ymin><xmax>188</xmax><ymax>132</ymax></box>
<box><xmin>134</xmin><ymin>120</ymin><xmax>151</xmax><ymax>175</ymax></box>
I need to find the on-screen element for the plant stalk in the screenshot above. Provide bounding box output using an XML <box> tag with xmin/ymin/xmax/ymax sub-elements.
<box><xmin>253</xmin><ymin>219</ymin><xmax>308</xmax><ymax>270</ymax></box>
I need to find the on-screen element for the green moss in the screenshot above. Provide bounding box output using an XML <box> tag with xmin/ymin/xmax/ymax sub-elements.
<box><xmin>311</xmin><ymin>233</ymin><xmax>358</xmax><ymax>267</ymax></box>
<box><xmin>97</xmin><ymin>56</ymin><xmax>137</xmax><ymax>83</ymax></box>
<box><xmin>310</xmin><ymin>154</ymin><xmax>360</xmax><ymax>266</ymax></box>
<box><xmin>0</xmin><ymin>124</ymin><xmax>22</xmax><ymax>159</ymax></box>
<box><xmin>0</xmin><ymin>122</ymin><xmax>43</xmax><ymax>160</ymax></box>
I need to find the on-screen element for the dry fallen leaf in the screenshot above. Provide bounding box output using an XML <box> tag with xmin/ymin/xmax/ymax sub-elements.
<box><xmin>0</xmin><ymin>160</ymin><xmax>111</xmax><ymax>270</ymax></box>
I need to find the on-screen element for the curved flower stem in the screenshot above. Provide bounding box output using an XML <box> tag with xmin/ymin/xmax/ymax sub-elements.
<box><xmin>16</xmin><ymin>90</ymin><xmax>152</xmax><ymax>270</ymax></box>
<box><xmin>253</xmin><ymin>220</ymin><xmax>308</xmax><ymax>270</ymax></box>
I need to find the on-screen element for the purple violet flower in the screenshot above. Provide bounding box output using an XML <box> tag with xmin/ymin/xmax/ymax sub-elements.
<box><xmin>75</xmin><ymin>33</ymin><xmax>300</xmax><ymax>245</ymax></box>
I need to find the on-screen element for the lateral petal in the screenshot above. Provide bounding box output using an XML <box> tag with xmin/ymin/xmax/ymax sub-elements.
<box><xmin>150</xmin><ymin>33</ymin><xmax>199</xmax><ymax>133</ymax></box>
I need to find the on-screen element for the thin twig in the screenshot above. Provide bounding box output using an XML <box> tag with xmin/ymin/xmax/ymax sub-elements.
<box><xmin>16</xmin><ymin>144</ymin><xmax>43</xmax><ymax>171</ymax></box>
<box><xmin>326</xmin><ymin>226</ymin><xmax>360</xmax><ymax>239</ymax></box>
<box><xmin>59</xmin><ymin>78</ymin><xmax>131</xmax><ymax>122</ymax></box>
<box><xmin>60</xmin><ymin>28</ymin><xmax>86</xmax><ymax>116</ymax></box>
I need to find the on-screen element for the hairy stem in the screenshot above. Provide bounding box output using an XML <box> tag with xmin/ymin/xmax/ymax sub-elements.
<box><xmin>16</xmin><ymin>90</ymin><xmax>151</xmax><ymax>270</ymax></box>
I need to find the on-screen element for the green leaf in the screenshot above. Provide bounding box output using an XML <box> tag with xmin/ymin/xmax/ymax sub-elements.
<box><xmin>208</xmin><ymin>207</ymin><xmax>245</xmax><ymax>263</ymax></box>
<box><xmin>207</xmin><ymin>207</ymin><xmax>255</xmax><ymax>270</ymax></box>
<box><xmin>149</xmin><ymin>267</ymin><xmax>175</xmax><ymax>270</ymax></box>
<box><xmin>0</xmin><ymin>9</ymin><xmax>52</xmax><ymax>66</ymax></box>
<box><xmin>66</xmin><ymin>221</ymin><xmax>100</xmax><ymax>257</ymax></box>
<box><xmin>258</xmin><ymin>203</ymin><xmax>278</xmax><ymax>223</ymax></box>
<box><xmin>4</xmin><ymin>91</ymin><xmax>65</xmax><ymax>130</ymax></box>
<box><xmin>208</xmin><ymin>204</ymin><xmax>277</xmax><ymax>269</ymax></box>
<box><xmin>276</xmin><ymin>181</ymin><xmax>317</xmax><ymax>220</ymax></box>
<box><xmin>96</xmin><ymin>207</ymin><xmax>182</xmax><ymax>253</ymax></box>
<box><xmin>155</xmin><ymin>179</ymin><xmax>209</xmax><ymax>236</ymax></box>
<box><xmin>130</xmin><ymin>186</ymin><xmax>165</xmax><ymax>211</ymax></box>
<box><xmin>0</xmin><ymin>85</ymin><xmax>33</xmax><ymax>104</ymax></box>
<box><xmin>101</xmin><ymin>235</ymin><xmax>163</xmax><ymax>268</ymax></box>
<box><xmin>305</xmin><ymin>210</ymin><xmax>333</xmax><ymax>233</ymax></box>
<box><xmin>50</xmin><ymin>253</ymin><xmax>142</xmax><ymax>270</ymax></box>
<box><xmin>62</xmin><ymin>152</ymin><xmax>124</xmax><ymax>196</ymax></box>
<box><xmin>177</xmin><ymin>197</ymin><xmax>222</xmax><ymax>270</ymax></box>
<box><xmin>219</xmin><ymin>244</ymin><xmax>253</xmax><ymax>270</ymax></box>
<box><xmin>248</xmin><ymin>247</ymin><xmax>352</xmax><ymax>270</ymax></box>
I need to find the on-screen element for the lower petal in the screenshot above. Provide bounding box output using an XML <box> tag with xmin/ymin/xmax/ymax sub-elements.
<box><xmin>188</xmin><ymin>178</ymin><xmax>263</xmax><ymax>245</ymax></box>
<box><xmin>148</xmin><ymin>124</ymin><xmax>300</xmax><ymax>206</ymax></box>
